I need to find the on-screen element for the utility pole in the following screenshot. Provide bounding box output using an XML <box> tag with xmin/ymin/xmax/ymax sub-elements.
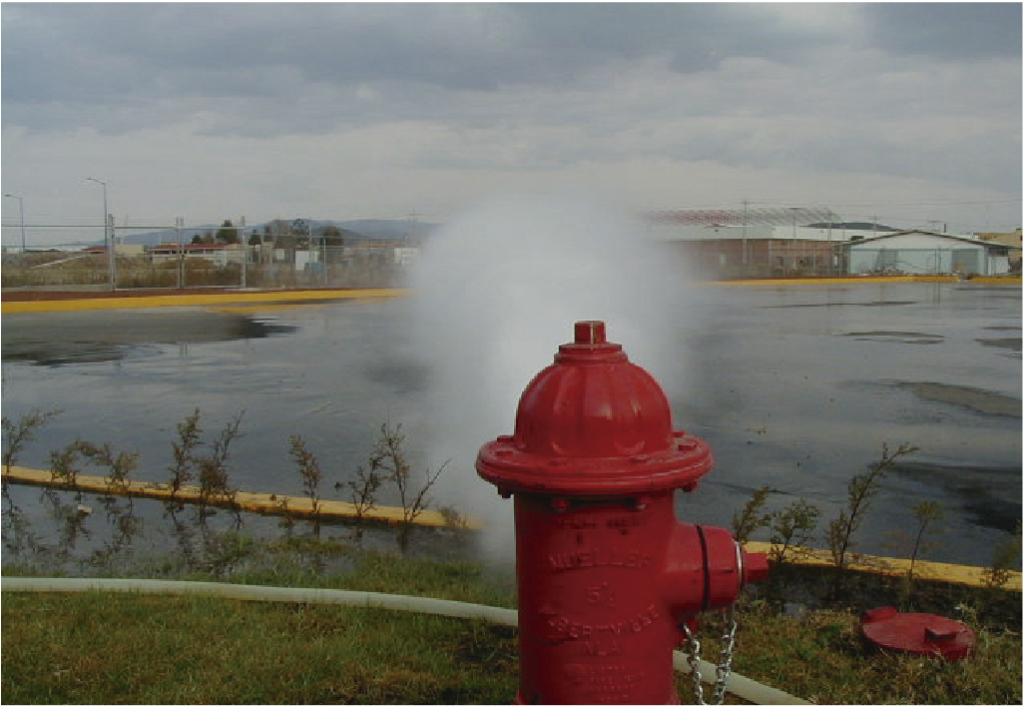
<box><xmin>827</xmin><ymin>210</ymin><xmax>835</xmax><ymax>276</ymax></box>
<box><xmin>788</xmin><ymin>207</ymin><xmax>801</xmax><ymax>277</ymax></box>
<box><xmin>3</xmin><ymin>193</ymin><xmax>26</xmax><ymax>253</ymax></box>
<box><xmin>240</xmin><ymin>215</ymin><xmax>247</xmax><ymax>288</ymax></box>
<box><xmin>86</xmin><ymin>177</ymin><xmax>114</xmax><ymax>289</ymax></box>
<box><xmin>741</xmin><ymin>200</ymin><xmax>749</xmax><ymax>272</ymax></box>
<box><xmin>175</xmin><ymin>216</ymin><xmax>184</xmax><ymax>289</ymax></box>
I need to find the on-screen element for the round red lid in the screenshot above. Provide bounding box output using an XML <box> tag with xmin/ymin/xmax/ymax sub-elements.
<box><xmin>861</xmin><ymin>607</ymin><xmax>975</xmax><ymax>661</ymax></box>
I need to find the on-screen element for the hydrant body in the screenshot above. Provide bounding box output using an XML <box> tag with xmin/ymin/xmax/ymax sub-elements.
<box><xmin>477</xmin><ymin>321</ymin><xmax>767</xmax><ymax>704</ymax></box>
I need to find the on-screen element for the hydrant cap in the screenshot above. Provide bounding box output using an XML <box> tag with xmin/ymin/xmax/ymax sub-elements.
<box><xmin>477</xmin><ymin>321</ymin><xmax>713</xmax><ymax>496</ymax></box>
<box><xmin>861</xmin><ymin>608</ymin><xmax>975</xmax><ymax>660</ymax></box>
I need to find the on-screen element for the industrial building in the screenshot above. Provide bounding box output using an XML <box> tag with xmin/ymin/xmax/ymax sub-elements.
<box><xmin>648</xmin><ymin>208</ymin><xmax>1019</xmax><ymax>278</ymax></box>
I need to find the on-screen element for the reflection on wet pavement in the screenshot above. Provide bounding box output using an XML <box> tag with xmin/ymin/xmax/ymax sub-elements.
<box><xmin>762</xmin><ymin>300</ymin><xmax>917</xmax><ymax>308</ymax></box>
<box><xmin>895</xmin><ymin>382</ymin><xmax>1021</xmax><ymax>417</ymax></box>
<box><xmin>843</xmin><ymin>331</ymin><xmax>945</xmax><ymax>344</ymax></box>
<box><xmin>2</xmin><ymin>309</ymin><xmax>296</xmax><ymax>365</ymax></box>
<box><xmin>888</xmin><ymin>460</ymin><xmax>1021</xmax><ymax>532</ymax></box>
<box><xmin>975</xmin><ymin>337</ymin><xmax>1022</xmax><ymax>352</ymax></box>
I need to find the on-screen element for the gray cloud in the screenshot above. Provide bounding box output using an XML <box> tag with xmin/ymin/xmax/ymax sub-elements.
<box><xmin>8</xmin><ymin>3</ymin><xmax>1018</xmax><ymax>136</ymax></box>
<box><xmin>863</xmin><ymin>3</ymin><xmax>1022</xmax><ymax>60</ymax></box>
<box><xmin>0</xmin><ymin>2</ymin><xmax>860</xmax><ymax>134</ymax></box>
<box><xmin>1</xmin><ymin>3</ymin><xmax>1019</xmax><ymax>235</ymax></box>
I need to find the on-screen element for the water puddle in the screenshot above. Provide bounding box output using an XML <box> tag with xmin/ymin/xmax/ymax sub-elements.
<box><xmin>843</xmin><ymin>331</ymin><xmax>945</xmax><ymax>344</ymax></box>
<box><xmin>2</xmin><ymin>309</ymin><xmax>296</xmax><ymax>366</ymax></box>
<box><xmin>894</xmin><ymin>381</ymin><xmax>1021</xmax><ymax>417</ymax></box>
<box><xmin>762</xmin><ymin>300</ymin><xmax>916</xmax><ymax>309</ymax></box>
<box><xmin>887</xmin><ymin>460</ymin><xmax>1021</xmax><ymax>532</ymax></box>
<box><xmin>975</xmin><ymin>337</ymin><xmax>1022</xmax><ymax>353</ymax></box>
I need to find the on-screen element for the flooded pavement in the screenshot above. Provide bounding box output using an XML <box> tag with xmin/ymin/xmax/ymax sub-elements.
<box><xmin>672</xmin><ymin>282</ymin><xmax>1020</xmax><ymax>565</ymax></box>
<box><xmin>2</xmin><ymin>282</ymin><xmax>1020</xmax><ymax>568</ymax></box>
<box><xmin>895</xmin><ymin>381</ymin><xmax>1020</xmax><ymax>417</ymax></box>
<box><xmin>2</xmin><ymin>308</ymin><xmax>296</xmax><ymax>365</ymax></box>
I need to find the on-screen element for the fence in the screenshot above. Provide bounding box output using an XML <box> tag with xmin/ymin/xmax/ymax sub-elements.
<box><xmin>667</xmin><ymin>240</ymin><xmax>847</xmax><ymax>279</ymax></box>
<box><xmin>2</xmin><ymin>222</ymin><xmax>414</xmax><ymax>291</ymax></box>
<box><xmin>846</xmin><ymin>247</ymin><xmax>1011</xmax><ymax>277</ymax></box>
<box><xmin>663</xmin><ymin>241</ymin><xmax>1016</xmax><ymax>279</ymax></box>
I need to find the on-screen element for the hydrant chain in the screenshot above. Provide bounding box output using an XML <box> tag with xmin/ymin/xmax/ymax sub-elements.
<box><xmin>713</xmin><ymin>605</ymin><xmax>738</xmax><ymax>705</ymax></box>
<box><xmin>680</xmin><ymin>608</ymin><xmax>737</xmax><ymax>706</ymax></box>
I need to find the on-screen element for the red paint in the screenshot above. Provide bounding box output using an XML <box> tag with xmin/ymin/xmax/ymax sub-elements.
<box><xmin>478</xmin><ymin>321</ymin><xmax>768</xmax><ymax>704</ymax></box>
<box><xmin>861</xmin><ymin>607</ymin><xmax>975</xmax><ymax>661</ymax></box>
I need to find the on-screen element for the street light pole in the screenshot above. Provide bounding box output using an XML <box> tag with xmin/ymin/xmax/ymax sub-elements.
<box><xmin>788</xmin><ymin>206</ymin><xmax>801</xmax><ymax>277</ymax></box>
<box><xmin>3</xmin><ymin>193</ymin><xmax>26</xmax><ymax>253</ymax></box>
<box><xmin>86</xmin><ymin>177</ymin><xmax>114</xmax><ymax>289</ymax></box>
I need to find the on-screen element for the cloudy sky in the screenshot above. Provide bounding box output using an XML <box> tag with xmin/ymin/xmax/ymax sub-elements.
<box><xmin>2</xmin><ymin>2</ymin><xmax>1021</xmax><ymax>245</ymax></box>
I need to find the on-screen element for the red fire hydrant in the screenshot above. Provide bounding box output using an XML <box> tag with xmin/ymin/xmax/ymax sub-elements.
<box><xmin>477</xmin><ymin>321</ymin><xmax>768</xmax><ymax>704</ymax></box>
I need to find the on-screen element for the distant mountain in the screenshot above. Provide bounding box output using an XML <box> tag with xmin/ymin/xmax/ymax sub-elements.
<box><xmin>339</xmin><ymin>219</ymin><xmax>438</xmax><ymax>240</ymax></box>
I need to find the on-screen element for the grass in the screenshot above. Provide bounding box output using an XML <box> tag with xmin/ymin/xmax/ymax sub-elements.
<box><xmin>707</xmin><ymin>603</ymin><xmax>1021</xmax><ymax>705</ymax></box>
<box><xmin>3</xmin><ymin>547</ymin><xmax>520</xmax><ymax>705</ymax></box>
<box><xmin>2</xmin><ymin>592</ymin><xmax>518</xmax><ymax>705</ymax></box>
<box><xmin>3</xmin><ymin>544</ymin><xmax>1021</xmax><ymax>705</ymax></box>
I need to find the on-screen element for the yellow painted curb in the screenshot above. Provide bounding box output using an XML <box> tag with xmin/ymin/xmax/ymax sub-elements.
<box><xmin>2</xmin><ymin>465</ymin><xmax>481</xmax><ymax>530</ymax></box>
<box><xmin>972</xmin><ymin>276</ymin><xmax>1023</xmax><ymax>284</ymax></box>
<box><xmin>5</xmin><ymin>465</ymin><xmax>1015</xmax><ymax>591</ymax></box>
<box><xmin>743</xmin><ymin>541</ymin><xmax>1022</xmax><ymax>592</ymax></box>
<box><xmin>4</xmin><ymin>278</ymin><xmax>1018</xmax><ymax>314</ymax></box>
<box><xmin>1</xmin><ymin>288</ymin><xmax>410</xmax><ymax>314</ymax></box>
<box><xmin>710</xmin><ymin>276</ymin><xmax>958</xmax><ymax>286</ymax></box>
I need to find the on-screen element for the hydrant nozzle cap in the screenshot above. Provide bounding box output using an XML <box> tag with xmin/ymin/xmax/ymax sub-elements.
<box><xmin>477</xmin><ymin>320</ymin><xmax>713</xmax><ymax>496</ymax></box>
<box><xmin>742</xmin><ymin>548</ymin><xmax>770</xmax><ymax>584</ymax></box>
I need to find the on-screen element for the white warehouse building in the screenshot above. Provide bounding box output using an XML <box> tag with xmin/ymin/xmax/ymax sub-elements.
<box><xmin>844</xmin><ymin>230</ymin><xmax>1014</xmax><ymax>277</ymax></box>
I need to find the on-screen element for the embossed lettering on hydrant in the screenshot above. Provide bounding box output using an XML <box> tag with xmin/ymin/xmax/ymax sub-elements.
<box><xmin>548</xmin><ymin>546</ymin><xmax>652</xmax><ymax>571</ymax></box>
<box><xmin>564</xmin><ymin>663</ymin><xmax>646</xmax><ymax>703</ymax></box>
<box><xmin>542</xmin><ymin>604</ymin><xmax>662</xmax><ymax>644</ymax></box>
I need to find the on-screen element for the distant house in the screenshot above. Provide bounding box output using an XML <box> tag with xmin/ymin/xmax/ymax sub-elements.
<box><xmin>976</xmin><ymin>229</ymin><xmax>1022</xmax><ymax>270</ymax></box>
<box><xmin>118</xmin><ymin>243</ymin><xmax>146</xmax><ymax>257</ymax></box>
<box><xmin>843</xmin><ymin>230</ymin><xmax>1014</xmax><ymax>276</ymax></box>
<box><xmin>148</xmin><ymin>242</ymin><xmax>243</xmax><ymax>267</ymax></box>
<box><xmin>82</xmin><ymin>243</ymin><xmax>145</xmax><ymax>257</ymax></box>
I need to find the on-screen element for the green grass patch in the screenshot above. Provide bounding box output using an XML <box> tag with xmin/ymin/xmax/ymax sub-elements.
<box><xmin>3</xmin><ymin>542</ymin><xmax>1020</xmax><ymax>704</ymax></box>
<box><xmin>2</xmin><ymin>591</ymin><xmax>518</xmax><ymax>704</ymax></box>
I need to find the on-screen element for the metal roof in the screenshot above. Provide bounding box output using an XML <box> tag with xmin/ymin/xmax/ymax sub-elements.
<box><xmin>841</xmin><ymin>229</ymin><xmax>1016</xmax><ymax>249</ymax></box>
<box><xmin>648</xmin><ymin>206</ymin><xmax>840</xmax><ymax>227</ymax></box>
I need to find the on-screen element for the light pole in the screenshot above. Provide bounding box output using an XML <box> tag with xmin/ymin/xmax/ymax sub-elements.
<box><xmin>741</xmin><ymin>199</ymin><xmax>749</xmax><ymax>273</ymax></box>
<box><xmin>788</xmin><ymin>206</ymin><xmax>801</xmax><ymax>276</ymax></box>
<box><xmin>3</xmin><ymin>193</ymin><xmax>26</xmax><ymax>253</ymax></box>
<box><xmin>86</xmin><ymin>177</ymin><xmax>115</xmax><ymax>289</ymax></box>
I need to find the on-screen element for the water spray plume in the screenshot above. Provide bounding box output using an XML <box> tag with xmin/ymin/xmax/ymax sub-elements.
<box><xmin>408</xmin><ymin>193</ymin><xmax>703</xmax><ymax>563</ymax></box>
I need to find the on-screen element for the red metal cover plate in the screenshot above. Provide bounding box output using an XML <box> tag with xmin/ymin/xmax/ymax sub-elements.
<box><xmin>861</xmin><ymin>607</ymin><xmax>974</xmax><ymax>661</ymax></box>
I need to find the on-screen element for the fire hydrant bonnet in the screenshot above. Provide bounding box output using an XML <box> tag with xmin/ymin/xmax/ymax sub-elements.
<box><xmin>477</xmin><ymin>321</ymin><xmax>713</xmax><ymax>497</ymax></box>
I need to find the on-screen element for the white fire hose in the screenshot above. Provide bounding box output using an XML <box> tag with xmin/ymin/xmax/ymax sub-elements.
<box><xmin>2</xmin><ymin>576</ymin><xmax>807</xmax><ymax>704</ymax></box>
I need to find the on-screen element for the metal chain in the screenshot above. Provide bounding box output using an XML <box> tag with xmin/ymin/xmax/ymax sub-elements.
<box><xmin>680</xmin><ymin>606</ymin><xmax>739</xmax><ymax>706</ymax></box>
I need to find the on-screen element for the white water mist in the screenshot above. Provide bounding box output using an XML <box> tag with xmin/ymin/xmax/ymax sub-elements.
<box><xmin>408</xmin><ymin>193</ymin><xmax>702</xmax><ymax>563</ymax></box>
